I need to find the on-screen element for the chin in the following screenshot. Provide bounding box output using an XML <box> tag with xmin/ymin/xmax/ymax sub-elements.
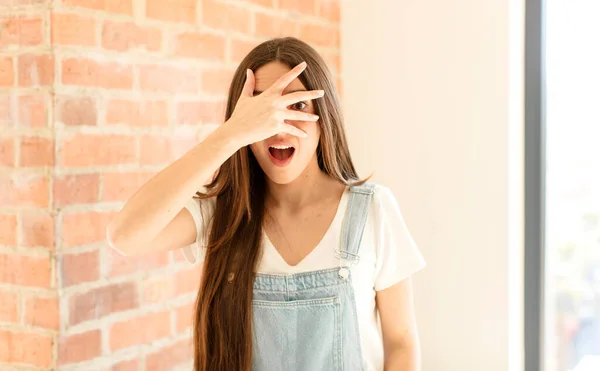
<box><xmin>257</xmin><ymin>158</ymin><xmax>307</xmax><ymax>185</ymax></box>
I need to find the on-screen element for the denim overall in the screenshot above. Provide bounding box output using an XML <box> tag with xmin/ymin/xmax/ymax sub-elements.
<box><xmin>251</xmin><ymin>183</ymin><xmax>375</xmax><ymax>371</ymax></box>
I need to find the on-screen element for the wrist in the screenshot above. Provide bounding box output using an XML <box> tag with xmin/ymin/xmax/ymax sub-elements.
<box><xmin>208</xmin><ymin>123</ymin><xmax>246</xmax><ymax>155</ymax></box>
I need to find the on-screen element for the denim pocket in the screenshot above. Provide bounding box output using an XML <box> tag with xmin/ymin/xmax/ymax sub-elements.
<box><xmin>252</xmin><ymin>296</ymin><xmax>342</xmax><ymax>371</ymax></box>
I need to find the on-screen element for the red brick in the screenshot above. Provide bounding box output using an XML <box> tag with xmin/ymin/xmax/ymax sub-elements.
<box><xmin>60</xmin><ymin>133</ymin><xmax>136</xmax><ymax>167</ymax></box>
<box><xmin>239</xmin><ymin>0</ymin><xmax>273</xmax><ymax>6</ymax></box>
<box><xmin>200</xmin><ymin>68</ymin><xmax>234</xmax><ymax>96</ymax></box>
<box><xmin>0</xmin><ymin>174</ymin><xmax>49</xmax><ymax>208</ymax></box>
<box><xmin>0</xmin><ymin>214</ymin><xmax>17</xmax><ymax>245</ymax></box>
<box><xmin>0</xmin><ymin>291</ymin><xmax>18</xmax><ymax>323</ymax></box>
<box><xmin>54</xmin><ymin>174</ymin><xmax>100</xmax><ymax>206</ymax></box>
<box><xmin>230</xmin><ymin>38</ymin><xmax>257</xmax><ymax>63</ymax></box>
<box><xmin>18</xmin><ymin>54</ymin><xmax>54</xmax><ymax>87</ymax></box>
<box><xmin>0</xmin><ymin>57</ymin><xmax>14</xmax><ymax>86</ymax></box>
<box><xmin>110</xmin><ymin>310</ymin><xmax>171</xmax><ymax>351</ymax></box>
<box><xmin>19</xmin><ymin>94</ymin><xmax>47</xmax><ymax>127</ymax></box>
<box><xmin>141</xmin><ymin>253</ymin><xmax>172</xmax><ymax>273</ymax></box>
<box><xmin>104</xmin><ymin>247</ymin><xmax>136</xmax><ymax>277</ymax></box>
<box><xmin>69</xmin><ymin>282</ymin><xmax>138</xmax><ymax>325</ymax></box>
<box><xmin>173</xmin><ymin>31</ymin><xmax>226</xmax><ymax>61</ymax></box>
<box><xmin>24</xmin><ymin>296</ymin><xmax>58</xmax><ymax>330</ymax></box>
<box><xmin>102</xmin><ymin>21</ymin><xmax>161</xmax><ymax>52</ymax></box>
<box><xmin>112</xmin><ymin>359</ymin><xmax>139</xmax><ymax>371</ymax></box>
<box><xmin>61</xmin><ymin>249</ymin><xmax>100</xmax><ymax>287</ymax></box>
<box><xmin>106</xmin><ymin>246</ymin><xmax>170</xmax><ymax>278</ymax></box>
<box><xmin>0</xmin><ymin>137</ymin><xmax>14</xmax><ymax>167</ymax></box>
<box><xmin>139</xmin><ymin>134</ymin><xmax>172</xmax><ymax>165</ymax></box>
<box><xmin>299</xmin><ymin>23</ymin><xmax>339</xmax><ymax>48</ymax></box>
<box><xmin>63</xmin><ymin>0</ymin><xmax>133</xmax><ymax>15</ymax></box>
<box><xmin>0</xmin><ymin>253</ymin><xmax>51</xmax><ymax>288</ymax></box>
<box><xmin>138</xmin><ymin>64</ymin><xmax>198</xmax><ymax>93</ymax></box>
<box><xmin>0</xmin><ymin>95</ymin><xmax>13</xmax><ymax>126</ymax></box>
<box><xmin>0</xmin><ymin>329</ymin><xmax>53</xmax><ymax>367</ymax></box>
<box><xmin>177</xmin><ymin>100</ymin><xmax>225</xmax><ymax>125</ymax></box>
<box><xmin>61</xmin><ymin>211</ymin><xmax>113</xmax><ymax>247</ymax></box>
<box><xmin>3</xmin><ymin>0</ymin><xmax>49</xmax><ymax>4</ymax></box>
<box><xmin>52</xmin><ymin>13</ymin><xmax>97</xmax><ymax>46</ymax></box>
<box><xmin>106</xmin><ymin>99</ymin><xmax>168</xmax><ymax>127</ymax></box>
<box><xmin>19</xmin><ymin>136</ymin><xmax>54</xmax><ymax>167</ymax></box>
<box><xmin>145</xmin><ymin>338</ymin><xmax>193</xmax><ymax>370</ymax></box>
<box><xmin>143</xmin><ymin>276</ymin><xmax>173</xmax><ymax>304</ymax></box>
<box><xmin>105</xmin><ymin>248</ymin><xmax>138</xmax><ymax>278</ymax></box>
<box><xmin>102</xmin><ymin>171</ymin><xmax>154</xmax><ymax>202</ymax></box>
<box><xmin>279</xmin><ymin>0</ymin><xmax>315</xmax><ymax>15</ymax></box>
<box><xmin>58</xmin><ymin>329</ymin><xmax>101</xmax><ymax>365</ymax></box>
<box><xmin>0</xmin><ymin>16</ymin><xmax>43</xmax><ymax>47</ymax></box>
<box><xmin>255</xmin><ymin>13</ymin><xmax>298</xmax><ymax>38</ymax></box>
<box><xmin>56</xmin><ymin>96</ymin><xmax>96</xmax><ymax>126</ymax></box>
<box><xmin>322</xmin><ymin>52</ymin><xmax>341</xmax><ymax>74</ymax></box>
<box><xmin>146</xmin><ymin>0</ymin><xmax>196</xmax><ymax>23</ymax></box>
<box><xmin>20</xmin><ymin>211</ymin><xmax>54</xmax><ymax>248</ymax></box>
<box><xmin>174</xmin><ymin>267</ymin><xmax>202</xmax><ymax>296</ymax></box>
<box><xmin>62</xmin><ymin>58</ymin><xmax>133</xmax><ymax>89</ymax></box>
<box><xmin>175</xmin><ymin>301</ymin><xmax>195</xmax><ymax>333</ymax></box>
<box><xmin>202</xmin><ymin>0</ymin><xmax>251</xmax><ymax>34</ymax></box>
<box><xmin>317</xmin><ymin>0</ymin><xmax>340</xmax><ymax>23</ymax></box>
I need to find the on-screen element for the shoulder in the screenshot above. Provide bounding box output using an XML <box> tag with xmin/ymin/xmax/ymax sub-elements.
<box><xmin>371</xmin><ymin>183</ymin><xmax>395</xmax><ymax>202</ymax></box>
<box><xmin>353</xmin><ymin>182</ymin><xmax>406</xmax><ymax>228</ymax></box>
<box><xmin>350</xmin><ymin>182</ymin><xmax>398</xmax><ymax>209</ymax></box>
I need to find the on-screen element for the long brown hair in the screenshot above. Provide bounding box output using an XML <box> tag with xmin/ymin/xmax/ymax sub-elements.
<box><xmin>193</xmin><ymin>37</ymin><xmax>360</xmax><ymax>371</ymax></box>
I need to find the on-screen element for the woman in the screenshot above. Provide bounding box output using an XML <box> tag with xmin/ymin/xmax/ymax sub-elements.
<box><xmin>107</xmin><ymin>37</ymin><xmax>425</xmax><ymax>371</ymax></box>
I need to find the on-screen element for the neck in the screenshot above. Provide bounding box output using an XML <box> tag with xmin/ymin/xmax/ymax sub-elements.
<box><xmin>266</xmin><ymin>156</ymin><xmax>333</xmax><ymax>210</ymax></box>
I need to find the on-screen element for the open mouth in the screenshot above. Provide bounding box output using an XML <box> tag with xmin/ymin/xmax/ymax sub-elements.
<box><xmin>268</xmin><ymin>145</ymin><xmax>295</xmax><ymax>167</ymax></box>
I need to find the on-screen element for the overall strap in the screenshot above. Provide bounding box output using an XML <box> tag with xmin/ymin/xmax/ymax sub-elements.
<box><xmin>336</xmin><ymin>182</ymin><xmax>376</xmax><ymax>265</ymax></box>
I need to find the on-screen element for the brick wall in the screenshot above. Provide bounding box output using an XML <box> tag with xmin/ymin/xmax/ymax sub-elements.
<box><xmin>1</xmin><ymin>0</ymin><xmax>57</xmax><ymax>370</ymax></box>
<box><xmin>1</xmin><ymin>0</ymin><xmax>340</xmax><ymax>370</ymax></box>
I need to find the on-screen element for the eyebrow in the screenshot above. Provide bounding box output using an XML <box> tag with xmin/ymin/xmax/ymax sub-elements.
<box><xmin>252</xmin><ymin>88</ymin><xmax>307</xmax><ymax>95</ymax></box>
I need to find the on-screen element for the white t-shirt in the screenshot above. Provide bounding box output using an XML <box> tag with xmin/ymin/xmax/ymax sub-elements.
<box><xmin>181</xmin><ymin>184</ymin><xmax>425</xmax><ymax>371</ymax></box>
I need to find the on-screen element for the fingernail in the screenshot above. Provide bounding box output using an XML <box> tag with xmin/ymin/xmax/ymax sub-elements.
<box><xmin>300</xmin><ymin>61</ymin><xmax>307</xmax><ymax>67</ymax></box>
<box><xmin>318</xmin><ymin>90</ymin><xmax>325</xmax><ymax>96</ymax></box>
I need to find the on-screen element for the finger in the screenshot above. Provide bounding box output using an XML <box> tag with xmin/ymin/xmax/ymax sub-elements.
<box><xmin>277</xmin><ymin>89</ymin><xmax>325</xmax><ymax>106</ymax></box>
<box><xmin>240</xmin><ymin>69</ymin><xmax>255</xmax><ymax>98</ymax></box>
<box><xmin>283</xmin><ymin>110</ymin><xmax>319</xmax><ymax>122</ymax></box>
<box><xmin>268</xmin><ymin>61</ymin><xmax>307</xmax><ymax>93</ymax></box>
<box><xmin>281</xmin><ymin>123</ymin><xmax>309</xmax><ymax>138</ymax></box>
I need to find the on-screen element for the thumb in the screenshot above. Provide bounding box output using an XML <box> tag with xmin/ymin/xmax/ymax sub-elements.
<box><xmin>240</xmin><ymin>69</ymin><xmax>255</xmax><ymax>98</ymax></box>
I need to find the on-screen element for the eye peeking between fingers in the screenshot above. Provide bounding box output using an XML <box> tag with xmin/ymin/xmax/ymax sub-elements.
<box><xmin>288</xmin><ymin>101</ymin><xmax>308</xmax><ymax>111</ymax></box>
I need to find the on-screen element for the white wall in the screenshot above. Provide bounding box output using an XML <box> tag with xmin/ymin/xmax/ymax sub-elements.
<box><xmin>341</xmin><ymin>1</ymin><xmax>525</xmax><ymax>370</ymax></box>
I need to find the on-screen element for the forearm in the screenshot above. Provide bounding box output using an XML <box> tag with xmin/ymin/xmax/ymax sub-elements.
<box><xmin>106</xmin><ymin>125</ymin><xmax>243</xmax><ymax>254</ymax></box>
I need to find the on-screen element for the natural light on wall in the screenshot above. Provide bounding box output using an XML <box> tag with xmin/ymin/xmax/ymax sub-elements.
<box><xmin>545</xmin><ymin>1</ymin><xmax>600</xmax><ymax>370</ymax></box>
